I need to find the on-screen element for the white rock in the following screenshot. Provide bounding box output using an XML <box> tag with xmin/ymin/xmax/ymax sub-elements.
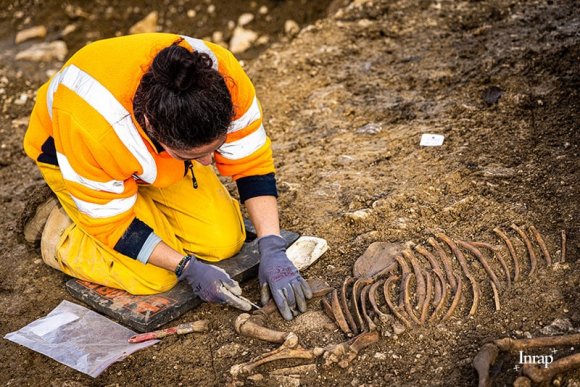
<box><xmin>287</xmin><ymin>236</ymin><xmax>328</xmax><ymax>271</ymax></box>
<box><xmin>237</xmin><ymin>13</ymin><xmax>254</xmax><ymax>27</ymax></box>
<box><xmin>212</xmin><ymin>31</ymin><xmax>224</xmax><ymax>43</ymax></box>
<box><xmin>229</xmin><ymin>26</ymin><xmax>257</xmax><ymax>54</ymax></box>
<box><xmin>357</xmin><ymin>122</ymin><xmax>382</xmax><ymax>134</ymax></box>
<box><xmin>258</xmin><ymin>5</ymin><xmax>268</xmax><ymax>15</ymax></box>
<box><xmin>129</xmin><ymin>11</ymin><xmax>158</xmax><ymax>34</ymax></box>
<box><xmin>346</xmin><ymin>209</ymin><xmax>372</xmax><ymax>221</ymax></box>
<box><xmin>207</xmin><ymin>4</ymin><xmax>215</xmax><ymax>14</ymax></box>
<box><xmin>15</xmin><ymin>41</ymin><xmax>68</xmax><ymax>62</ymax></box>
<box><xmin>61</xmin><ymin>24</ymin><xmax>77</xmax><ymax>36</ymax></box>
<box><xmin>374</xmin><ymin>352</ymin><xmax>387</xmax><ymax>360</ymax></box>
<box><xmin>284</xmin><ymin>20</ymin><xmax>300</xmax><ymax>36</ymax></box>
<box><xmin>256</xmin><ymin>35</ymin><xmax>270</xmax><ymax>45</ymax></box>
<box><xmin>187</xmin><ymin>9</ymin><xmax>196</xmax><ymax>18</ymax></box>
<box><xmin>15</xmin><ymin>25</ymin><xmax>47</xmax><ymax>44</ymax></box>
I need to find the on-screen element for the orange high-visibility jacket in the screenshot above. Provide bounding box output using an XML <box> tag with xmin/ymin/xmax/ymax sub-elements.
<box><xmin>23</xmin><ymin>33</ymin><xmax>276</xmax><ymax>261</ymax></box>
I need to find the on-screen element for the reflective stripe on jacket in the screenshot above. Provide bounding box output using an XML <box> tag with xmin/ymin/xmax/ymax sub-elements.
<box><xmin>23</xmin><ymin>33</ymin><xmax>275</xmax><ymax>256</ymax></box>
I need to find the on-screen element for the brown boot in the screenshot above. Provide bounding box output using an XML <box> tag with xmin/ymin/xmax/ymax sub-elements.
<box><xmin>19</xmin><ymin>184</ymin><xmax>59</xmax><ymax>247</ymax></box>
<box><xmin>40</xmin><ymin>204</ymin><xmax>72</xmax><ymax>270</ymax></box>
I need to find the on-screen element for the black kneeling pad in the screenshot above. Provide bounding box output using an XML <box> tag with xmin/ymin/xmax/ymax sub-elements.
<box><xmin>66</xmin><ymin>225</ymin><xmax>299</xmax><ymax>332</ymax></box>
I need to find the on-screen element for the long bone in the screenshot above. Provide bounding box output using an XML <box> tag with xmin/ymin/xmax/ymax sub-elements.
<box><xmin>494</xmin><ymin>333</ymin><xmax>580</xmax><ymax>351</ymax></box>
<box><xmin>427</xmin><ymin>237</ymin><xmax>457</xmax><ymax>291</ymax></box>
<box><xmin>510</xmin><ymin>224</ymin><xmax>538</xmax><ymax>276</ymax></box>
<box><xmin>340</xmin><ymin>277</ymin><xmax>359</xmax><ymax>336</ymax></box>
<box><xmin>230</xmin><ymin>332</ymin><xmax>320</xmax><ymax>377</ymax></box>
<box><xmin>383</xmin><ymin>275</ymin><xmax>412</xmax><ymax>328</ymax></box>
<box><xmin>414</xmin><ymin>245</ymin><xmax>444</xmax><ymax>305</ymax></box>
<box><xmin>235</xmin><ymin>313</ymin><xmax>290</xmax><ymax>344</ymax></box>
<box><xmin>493</xmin><ymin>227</ymin><xmax>521</xmax><ymax>282</ymax></box>
<box><xmin>457</xmin><ymin>240</ymin><xmax>502</xmax><ymax>291</ymax></box>
<box><xmin>472</xmin><ymin>342</ymin><xmax>499</xmax><ymax>387</ymax></box>
<box><xmin>522</xmin><ymin>353</ymin><xmax>580</xmax><ymax>384</ymax></box>
<box><xmin>402</xmin><ymin>249</ymin><xmax>426</xmax><ymax>313</ymax></box>
<box><xmin>470</xmin><ymin>241</ymin><xmax>511</xmax><ymax>287</ymax></box>
<box><xmin>429</xmin><ymin>270</ymin><xmax>449</xmax><ymax>323</ymax></box>
<box><xmin>528</xmin><ymin>225</ymin><xmax>552</xmax><ymax>265</ymax></box>
<box><xmin>420</xmin><ymin>271</ymin><xmax>433</xmax><ymax>324</ymax></box>
<box><xmin>433</xmin><ymin>231</ymin><xmax>480</xmax><ymax>316</ymax></box>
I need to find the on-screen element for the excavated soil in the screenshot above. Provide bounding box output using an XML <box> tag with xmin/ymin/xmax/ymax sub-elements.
<box><xmin>0</xmin><ymin>0</ymin><xmax>578</xmax><ymax>386</ymax></box>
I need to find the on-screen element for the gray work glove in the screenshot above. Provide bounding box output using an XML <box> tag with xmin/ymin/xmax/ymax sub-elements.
<box><xmin>258</xmin><ymin>235</ymin><xmax>313</xmax><ymax>320</ymax></box>
<box><xmin>179</xmin><ymin>256</ymin><xmax>252</xmax><ymax>311</ymax></box>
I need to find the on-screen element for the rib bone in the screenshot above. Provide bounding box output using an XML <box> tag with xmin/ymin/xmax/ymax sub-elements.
<box><xmin>414</xmin><ymin>245</ymin><xmax>444</xmax><ymax>305</ymax></box>
<box><xmin>442</xmin><ymin>273</ymin><xmax>462</xmax><ymax>321</ymax></box>
<box><xmin>528</xmin><ymin>225</ymin><xmax>552</xmax><ymax>265</ymax></box>
<box><xmin>402</xmin><ymin>273</ymin><xmax>421</xmax><ymax>325</ymax></box>
<box><xmin>428</xmin><ymin>237</ymin><xmax>457</xmax><ymax>291</ymax></box>
<box><xmin>341</xmin><ymin>277</ymin><xmax>359</xmax><ymax>336</ymax></box>
<box><xmin>470</xmin><ymin>241</ymin><xmax>511</xmax><ymax>288</ymax></box>
<box><xmin>429</xmin><ymin>270</ymin><xmax>448</xmax><ymax>323</ymax></box>
<box><xmin>383</xmin><ymin>275</ymin><xmax>411</xmax><ymax>328</ymax></box>
<box><xmin>457</xmin><ymin>240</ymin><xmax>502</xmax><ymax>291</ymax></box>
<box><xmin>368</xmin><ymin>279</ymin><xmax>390</xmax><ymax>323</ymax></box>
<box><xmin>331</xmin><ymin>289</ymin><xmax>353</xmax><ymax>337</ymax></box>
<box><xmin>511</xmin><ymin>224</ymin><xmax>538</xmax><ymax>276</ymax></box>
<box><xmin>493</xmin><ymin>227</ymin><xmax>521</xmax><ymax>282</ymax></box>
<box><xmin>420</xmin><ymin>271</ymin><xmax>432</xmax><ymax>324</ymax></box>
<box><xmin>402</xmin><ymin>249</ymin><xmax>426</xmax><ymax>313</ymax></box>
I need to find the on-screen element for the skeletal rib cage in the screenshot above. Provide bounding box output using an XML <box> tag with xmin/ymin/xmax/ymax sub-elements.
<box><xmin>321</xmin><ymin>224</ymin><xmax>565</xmax><ymax>337</ymax></box>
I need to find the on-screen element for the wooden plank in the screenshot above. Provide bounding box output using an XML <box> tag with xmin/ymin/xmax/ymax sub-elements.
<box><xmin>66</xmin><ymin>225</ymin><xmax>299</xmax><ymax>332</ymax></box>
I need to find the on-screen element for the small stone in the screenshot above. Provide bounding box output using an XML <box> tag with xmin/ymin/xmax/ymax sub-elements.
<box><xmin>357</xmin><ymin>122</ymin><xmax>382</xmax><ymax>134</ymax></box>
<box><xmin>61</xmin><ymin>24</ymin><xmax>77</xmax><ymax>36</ymax></box>
<box><xmin>15</xmin><ymin>25</ymin><xmax>47</xmax><ymax>44</ymax></box>
<box><xmin>284</xmin><ymin>20</ymin><xmax>300</xmax><ymax>37</ymax></box>
<box><xmin>374</xmin><ymin>352</ymin><xmax>387</xmax><ymax>360</ymax></box>
<box><xmin>238</xmin><ymin>13</ymin><xmax>254</xmax><ymax>27</ymax></box>
<box><xmin>229</xmin><ymin>26</ymin><xmax>258</xmax><ymax>54</ymax></box>
<box><xmin>345</xmin><ymin>209</ymin><xmax>372</xmax><ymax>221</ymax></box>
<box><xmin>212</xmin><ymin>31</ymin><xmax>224</xmax><ymax>43</ymax></box>
<box><xmin>129</xmin><ymin>11</ymin><xmax>158</xmax><ymax>34</ymax></box>
<box><xmin>207</xmin><ymin>4</ymin><xmax>216</xmax><ymax>14</ymax></box>
<box><xmin>482</xmin><ymin>86</ymin><xmax>503</xmax><ymax>106</ymax></box>
<box><xmin>392</xmin><ymin>322</ymin><xmax>406</xmax><ymax>335</ymax></box>
<box><xmin>337</xmin><ymin>155</ymin><xmax>355</xmax><ymax>165</ymax></box>
<box><xmin>258</xmin><ymin>5</ymin><xmax>268</xmax><ymax>15</ymax></box>
<box><xmin>247</xmin><ymin>374</ymin><xmax>264</xmax><ymax>382</ymax></box>
<box><xmin>187</xmin><ymin>9</ymin><xmax>196</xmax><ymax>18</ymax></box>
<box><xmin>15</xmin><ymin>41</ymin><xmax>68</xmax><ymax>62</ymax></box>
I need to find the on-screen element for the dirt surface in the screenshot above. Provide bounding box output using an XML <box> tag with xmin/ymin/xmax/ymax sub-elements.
<box><xmin>0</xmin><ymin>0</ymin><xmax>578</xmax><ymax>386</ymax></box>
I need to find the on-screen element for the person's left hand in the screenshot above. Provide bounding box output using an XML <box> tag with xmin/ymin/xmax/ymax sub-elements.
<box><xmin>257</xmin><ymin>235</ymin><xmax>312</xmax><ymax>320</ymax></box>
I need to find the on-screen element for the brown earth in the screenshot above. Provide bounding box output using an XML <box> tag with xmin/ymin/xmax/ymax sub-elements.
<box><xmin>0</xmin><ymin>0</ymin><xmax>578</xmax><ymax>386</ymax></box>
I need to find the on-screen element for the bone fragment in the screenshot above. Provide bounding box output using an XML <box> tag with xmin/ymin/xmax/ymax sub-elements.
<box><xmin>470</xmin><ymin>241</ymin><xmax>511</xmax><ymax>288</ymax></box>
<box><xmin>472</xmin><ymin>342</ymin><xmax>499</xmax><ymax>387</ymax></box>
<box><xmin>368</xmin><ymin>279</ymin><xmax>390</xmax><ymax>323</ymax></box>
<box><xmin>494</xmin><ymin>333</ymin><xmax>580</xmax><ymax>351</ymax></box>
<box><xmin>383</xmin><ymin>276</ymin><xmax>411</xmax><ymax>328</ymax></box>
<box><xmin>457</xmin><ymin>240</ymin><xmax>502</xmax><ymax>291</ymax></box>
<box><xmin>420</xmin><ymin>271</ymin><xmax>433</xmax><ymax>325</ymax></box>
<box><xmin>428</xmin><ymin>237</ymin><xmax>457</xmax><ymax>291</ymax></box>
<box><xmin>528</xmin><ymin>225</ymin><xmax>552</xmax><ymax>265</ymax></box>
<box><xmin>522</xmin><ymin>352</ymin><xmax>580</xmax><ymax>384</ymax></box>
<box><xmin>321</xmin><ymin>297</ymin><xmax>336</xmax><ymax>324</ymax></box>
<box><xmin>561</xmin><ymin>230</ymin><xmax>566</xmax><ymax>262</ymax></box>
<box><xmin>235</xmin><ymin>313</ymin><xmax>290</xmax><ymax>344</ymax></box>
<box><xmin>429</xmin><ymin>270</ymin><xmax>448</xmax><ymax>323</ymax></box>
<box><xmin>442</xmin><ymin>273</ymin><xmax>462</xmax><ymax>321</ymax></box>
<box><xmin>230</xmin><ymin>333</ymin><xmax>317</xmax><ymax>376</ymax></box>
<box><xmin>360</xmin><ymin>284</ymin><xmax>377</xmax><ymax>331</ymax></box>
<box><xmin>331</xmin><ymin>289</ymin><xmax>353</xmax><ymax>337</ymax></box>
<box><xmin>493</xmin><ymin>227</ymin><xmax>521</xmax><ymax>282</ymax></box>
<box><xmin>510</xmin><ymin>224</ymin><xmax>538</xmax><ymax>276</ymax></box>
<box><xmin>323</xmin><ymin>329</ymin><xmax>380</xmax><ymax>368</ymax></box>
<box><xmin>402</xmin><ymin>249</ymin><xmax>426</xmax><ymax>313</ymax></box>
<box><xmin>490</xmin><ymin>280</ymin><xmax>500</xmax><ymax>311</ymax></box>
<box><xmin>402</xmin><ymin>273</ymin><xmax>421</xmax><ymax>325</ymax></box>
<box><xmin>414</xmin><ymin>245</ymin><xmax>444</xmax><ymax>304</ymax></box>
<box><xmin>341</xmin><ymin>277</ymin><xmax>359</xmax><ymax>336</ymax></box>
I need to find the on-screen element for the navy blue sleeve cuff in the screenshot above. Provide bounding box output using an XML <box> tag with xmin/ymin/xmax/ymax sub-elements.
<box><xmin>236</xmin><ymin>173</ymin><xmax>278</xmax><ymax>203</ymax></box>
<box><xmin>114</xmin><ymin>217</ymin><xmax>154</xmax><ymax>260</ymax></box>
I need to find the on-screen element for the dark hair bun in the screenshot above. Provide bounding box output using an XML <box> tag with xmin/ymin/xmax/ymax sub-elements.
<box><xmin>151</xmin><ymin>45</ymin><xmax>214</xmax><ymax>92</ymax></box>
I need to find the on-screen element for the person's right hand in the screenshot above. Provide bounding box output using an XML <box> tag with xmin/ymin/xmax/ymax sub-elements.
<box><xmin>179</xmin><ymin>255</ymin><xmax>252</xmax><ymax>311</ymax></box>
